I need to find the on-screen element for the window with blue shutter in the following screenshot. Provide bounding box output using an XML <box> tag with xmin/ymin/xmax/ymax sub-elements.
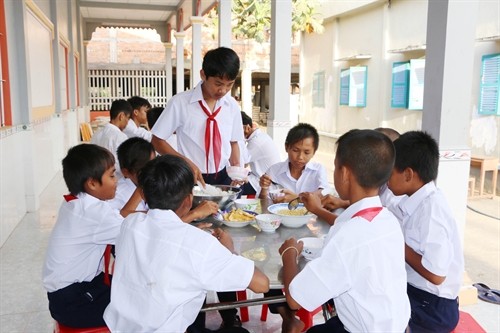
<box><xmin>339</xmin><ymin>66</ymin><xmax>367</xmax><ymax>107</ymax></box>
<box><xmin>391</xmin><ymin>61</ymin><xmax>410</xmax><ymax>108</ymax></box>
<box><xmin>408</xmin><ymin>59</ymin><xmax>425</xmax><ymax>110</ymax></box>
<box><xmin>312</xmin><ymin>71</ymin><xmax>325</xmax><ymax>107</ymax></box>
<box><xmin>479</xmin><ymin>53</ymin><xmax>500</xmax><ymax>116</ymax></box>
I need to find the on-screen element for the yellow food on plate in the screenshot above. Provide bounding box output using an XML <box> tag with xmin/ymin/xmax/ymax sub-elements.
<box><xmin>223</xmin><ymin>209</ymin><xmax>255</xmax><ymax>222</ymax></box>
<box><xmin>277</xmin><ymin>208</ymin><xmax>309</xmax><ymax>216</ymax></box>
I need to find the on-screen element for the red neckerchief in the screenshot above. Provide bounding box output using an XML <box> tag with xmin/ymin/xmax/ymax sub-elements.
<box><xmin>198</xmin><ymin>100</ymin><xmax>222</xmax><ymax>174</ymax></box>
<box><xmin>64</xmin><ymin>193</ymin><xmax>112</xmax><ymax>286</ymax></box>
<box><xmin>352</xmin><ymin>207</ymin><xmax>383</xmax><ymax>222</ymax></box>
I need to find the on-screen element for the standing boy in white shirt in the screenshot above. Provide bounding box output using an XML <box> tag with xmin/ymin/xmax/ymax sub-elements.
<box><xmin>281</xmin><ymin>129</ymin><xmax>410</xmax><ymax>332</ymax></box>
<box><xmin>103</xmin><ymin>155</ymin><xmax>269</xmax><ymax>332</ymax></box>
<box><xmin>123</xmin><ymin>95</ymin><xmax>152</xmax><ymax>141</ymax></box>
<box><xmin>91</xmin><ymin>99</ymin><xmax>133</xmax><ymax>178</ymax></box>
<box><xmin>151</xmin><ymin>47</ymin><xmax>244</xmax><ymax>188</ymax></box>
<box><xmin>386</xmin><ymin>131</ymin><xmax>464</xmax><ymax>332</ymax></box>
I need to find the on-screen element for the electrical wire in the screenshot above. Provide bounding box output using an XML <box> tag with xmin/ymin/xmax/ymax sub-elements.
<box><xmin>467</xmin><ymin>205</ymin><xmax>500</xmax><ymax>221</ymax></box>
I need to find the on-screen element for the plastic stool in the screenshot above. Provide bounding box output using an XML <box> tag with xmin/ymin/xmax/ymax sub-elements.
<box><xmin>236</xmin><ymin>290</ymin><xmax>250</xmax><ymax>322</ymax></box>
<box><xmin>54</xmin><ymin>321</ymin><xmax>110</xmax><ymax>333</ymax></box>
<box><xmin>260</xmin><ymin>303</ymin><xmax>322</xmax><ymax>332</ymax></box>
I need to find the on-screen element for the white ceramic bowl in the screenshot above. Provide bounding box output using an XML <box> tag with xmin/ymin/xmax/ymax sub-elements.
<box><xmin>269</xmin><ymin>189</ymin><xmax>285</xmax><ymax>202</ymax></box>
<box><xmin>267</xmin><ymin>203</ymin><xmax>315</xmax><ymax>228</ymax></box>
<box><xmin>256</xmin><ymin>214</ymin><xmax>281</xmax><ymax>232</ymax></box>
<box><xmin>234</xmin><ymin>198</ymin><xmax>259</xmax><ymax>212</ymax></box>
<box><xmin>298</xmin><ymin>237</ymin><xmax>324</xmax><ymax>260</ymax></box>
<box><xmin>227</xmin><ymin>166</ymin><xmax>250</xmax><ymax>181</ymax></box>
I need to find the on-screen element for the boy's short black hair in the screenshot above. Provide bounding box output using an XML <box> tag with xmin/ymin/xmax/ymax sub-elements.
<box><xmin>285</xmin><ymin>123</ymin><xmax>320</xmax><ymax>152</ymax></box>
<box><xmin>147</xmin><ymin>107</ymin><xmax>164</xmax><ymax>129</ymax></box>
<box><xmin>62</xmin><ymin>144</ymin><xmax>115</xmax><ymax>195</ymax></box>
<box><xmin>117</xmin><ymin>137</ymin><xmax>156</xmax><ymax>174</ymax></box>
<box><xmin>127</xmin><ymin>96</ymin><xmax>151</xmax><ymax>111</ymax></box>
<box><xmin>138</xmin><ymin>155</ymin><xmax>194</xmax><ymax>211</ymax></box>
<box><xmin>202</xmin><ymin>47</ymin><xmax>240</xmax><ymax>81</ymax></box>
<box><xmin>374</xmin><ymin>127</ymin><xmax>400</xmax><ymax>142</ymax></box>
<box><xmin>393</xmin><ymin>131</ymin><xmax>439</xmax><ymax>183</ymax></box>
<box><xmin>109</xmin><ymin>99</ymin><xmax>133</xmax><ymax>120</ymax></box>
<box><xmin>241</xmin><ymin>111</ymin><xmax>253</xmax><ymax>126</ymax></box>
<box><xmin>336</xmin><ymin>129</ymin><xmax>395</xmax><ymax>188</ymax></box>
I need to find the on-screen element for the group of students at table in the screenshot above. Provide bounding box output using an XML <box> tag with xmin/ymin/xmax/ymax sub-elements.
<box><xmin>42</xmin><ymin>47</ymin><xmax>463</xmax><ymax>333</ymax></box>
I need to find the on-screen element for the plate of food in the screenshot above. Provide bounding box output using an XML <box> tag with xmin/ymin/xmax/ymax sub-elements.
<box><xmin>298</xmin><ymin>237</ymin><xmax>324</xmax><ymax>260</ymax></box>
<box><xmin>215</xmin><ymin>208</ymin><xmax>257</xmax><ymax>227</ymax></box>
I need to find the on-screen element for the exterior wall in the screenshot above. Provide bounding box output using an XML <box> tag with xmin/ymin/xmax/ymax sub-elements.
<box><xmin>301</xmin><ymin>0</ymin><xmax>500</xmax><ymax>161</ymax></box>
<box><xmin>0</xmin><ymin>0</ymin><xmax>83</xmax><ymax>247</ymax></box>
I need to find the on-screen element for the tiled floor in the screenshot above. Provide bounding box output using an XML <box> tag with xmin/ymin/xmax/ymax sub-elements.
<box><xmin>0</xmin><ymin>172</ymin><xmax>499</xmax><ymax>332</ymax></box>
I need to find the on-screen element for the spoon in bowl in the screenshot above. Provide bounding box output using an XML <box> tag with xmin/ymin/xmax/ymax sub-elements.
<box><xmin>288</xmin><ymin>197</ymin><xmax>301</xmax><ymax>210</ymax></box>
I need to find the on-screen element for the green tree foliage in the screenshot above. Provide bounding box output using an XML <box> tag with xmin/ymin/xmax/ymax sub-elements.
<box><xmin>205</xmin><ymin>0</ymin><xmax>324</xmax><ymax>43</ymax></box>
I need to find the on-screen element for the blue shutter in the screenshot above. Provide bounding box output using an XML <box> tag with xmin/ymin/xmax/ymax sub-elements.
<box><xmin>479</xmin><ymin>54</ymin><xmax>500</xmax><ymax>116</ymax></box>
<box><xmin>340</xmin><ymin>69</ymin><xmax>350</xmax><ymax>105</ymax></box>
<box><xmin>391</xmin><ymin>61</ymin><xmax>410</xmax><ymax>108</ymax></box>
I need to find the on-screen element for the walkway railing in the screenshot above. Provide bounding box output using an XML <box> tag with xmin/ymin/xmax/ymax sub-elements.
<box><xmin>88</xmin><ymin>69</ymin><xmax>168</xmax><ymax>110</ymax></box>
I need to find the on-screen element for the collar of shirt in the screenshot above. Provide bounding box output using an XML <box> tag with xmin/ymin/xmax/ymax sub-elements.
<box><xmin>335</xmin><ymin>196</ymin><xmax>383</xmax><ymax>224</ymax></box>
<box><xmin>189</xmin><ymin>81</ymin><xmax>231</xmax><ymax>110</ymax></box>
<box><xmin>247</xmin><ymin>128</ymin><xmax>262</xmax><ymax>143</ymax></box>
<box><xmin>399</xmin><ymin>181</ymin><xmax>437</xmax><ymax>218</ymax></box>
<box><xmin>276</xmin><ymin>158</ymin><xmax>320</xmax><ymax>177</ymax></box>
<box><xmin>146</xmin><ymin>207</ymin><xmax>184</xmax><ymax>225</ymax></box>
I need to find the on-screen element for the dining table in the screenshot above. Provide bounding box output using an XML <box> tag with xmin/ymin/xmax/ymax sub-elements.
<box><xmin>196</xmin><ymin>197</ymin><xmax>333</xmax><ymax>321</ymax></box>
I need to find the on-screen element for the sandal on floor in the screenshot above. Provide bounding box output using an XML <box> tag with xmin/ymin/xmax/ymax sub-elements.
<box><xmin>473</xmin><ymin>283</ymin><xmax>500</xmax><ymax>305</ymax></box>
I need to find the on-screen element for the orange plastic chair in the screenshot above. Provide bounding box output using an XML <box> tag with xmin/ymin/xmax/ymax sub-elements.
<box><xmin>260</xmin><ymin>303</ymin><xmax>322</xmax><ymax>331</ymax></box>
<box><xmin>54</xmin><ymin>321</ymin><xmax>109</xmax><ymax>333</ymax></box>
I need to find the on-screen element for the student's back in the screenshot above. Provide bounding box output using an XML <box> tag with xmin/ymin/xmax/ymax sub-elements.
<box><xmin>280</xmin><ymin>129</ymin><xmax>410</xmax><ymax>332</ymax></box>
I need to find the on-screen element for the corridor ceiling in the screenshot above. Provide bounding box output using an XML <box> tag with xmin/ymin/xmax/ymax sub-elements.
<box><xmin>79</xmin><ymin>0</ymin><xmax>218</xmax><ymax>41</ymax></box>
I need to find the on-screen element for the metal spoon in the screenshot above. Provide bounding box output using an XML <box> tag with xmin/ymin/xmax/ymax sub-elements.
<box><xmin>249</xmin><ymin>171</ymin><xmax>284</xmax><ymax>189</ymax></box>
<box><xmin>288</xmin><ymin>197</ymin><xmax>301</xmax><ymax>210</ymax></box>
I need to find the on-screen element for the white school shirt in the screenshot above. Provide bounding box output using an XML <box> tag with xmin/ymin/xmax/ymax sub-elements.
<box><xmin>42</xmin><ymin>193</ymin><xmax>124</xmax><ymax>292</ymax></box>
<box><xmin>246</xmin><ymin>129</ymin><xmax>281</xmax><ymax>192</ymax></box>
<box><xmin>90</xmin><ymin>122</ymin><xmax>128</xmax><ymax>177</ymax></box>
<box><xmin>379</xmin><ymin>183</ymin><xmax>406</xmax><ymax>221</ymax></box>
<box><xmin>290</xmin><ymin>196</ymin><xmax>410</xmax><ymax>332</ymax></box>
<box><xmin>103</xmin><ymin>209</ymin><xmax>254</xmax><ymax>332</ymax></box>
<box><xmin>262</xmin><ymin>159</ymin><xmax>331</xmax><ymax>196</ymax></box>
<box><xmin>397</xmin><ymin>182</ymin><xmax>464</xmax><ymax>299</ymax></box>
<box><xmin>108</xmin><ymin>177</ymin><xmax>147</xmax><ymax>211</ymax></box>
<box><xmin>151</xmin><ymin>81</ymin><xmax>244</xmax><ymax>174</ymax></box>
<box><xmin>123</xmin><ymin>119</ymin><xmax>153</xmax><ymax>142</ymax></box>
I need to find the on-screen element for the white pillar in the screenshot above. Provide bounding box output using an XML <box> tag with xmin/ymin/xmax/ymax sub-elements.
<box><xmin>164</xmin><ymin>42</ymin><xmax>173</xmax><ymax>101</ymax></box>
<box><xmin>241</xmin><ymin>64</ymin><xmax>252</xmax><ymax>116</ymax></box>
<box><xmin>269</xmin><ymin>0</ymin><xmax>292</xmax><ymax>157</ymax></box>
<box><xmin>191</xmin><ymin>16</ymin><xmax>204</xmax><ymax>88</ymax></box>
<box><xmin>218</xmin><ymin>0</ymin><xmax>232</xmax><ymax>48</ymax></box>
<box><xmin>422</xmin><ymin>0</ymin><xmax>479</xmax><ymax>240</ymax></box>
<box><xmin>174</xmin><ymin>32</ymin><xmax>186</xmax><ymax>93</ymax></box>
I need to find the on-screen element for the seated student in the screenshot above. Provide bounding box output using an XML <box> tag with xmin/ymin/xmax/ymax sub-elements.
<box><xmin>109</xmin><ymin>137</ymin><xmax>218</xmax><ymax>222</ymax></box>
<box><xmin>280</xmin><ymin>129</ymin><xmax>410</xmax><ymax>332</ymax></box>
<box><xmin>123</xmin><ymin>96</ymin><xmax>152</xmax><ymax>141</ymax></box>
<box><xmin>239</xmin><ymin>111</ymin><xmax>280</xmax><ymax>196</ymax></box>
<box><xmin>103</xmin><ymin>155</ymin><xmax>270</xmax><ymax>332</ymax></box>
<box><xmin>91</xmin><ymin>99</ymin><xmax>133</xmax><ymax>178</ymax></box>
<box><xmin>385</xmin><ymin>131</ymin><xmax>464</xmax><ymax>332</ymax></box>
<box><xmin>42</xmin><ymin>144</ymin><xmax>139</xmax><ymax>328</ymax></box>
<box><xmin>259</xmin><ymin>123</ymin><xmax>331</xmax><ymax>202</ymax></box>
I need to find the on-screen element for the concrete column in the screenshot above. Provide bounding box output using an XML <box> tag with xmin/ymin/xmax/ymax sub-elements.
<box><xmin>218</xmin><ymin>0</ymin><xmax>232</xmax><ymax>48</ymax></box>
<box><xmin>174</xmin><ymin>32</ymin><xmax>186</xmax><ymax>93</ymax></box>
<box><xmin>422</xmin><ymin>0</ymin><xmax>479</xmax><ymax>241</ymax></box>
<box><xmin>190</xmin><ymin>16</ymin><xmax>204</xmax><ymax>88</ymax></box>
<box><xmin>268</xmin><ymin>0</ymin><xmax>292</xmax><ymax>157</ymax></box>
<box><xmin>164</xmin><ymin>43</ymin><xmax>173</xmax><ymax>100</ymax></box>
<box><xmin>241</xmin><ymin>64</ymin><xmax>252</xmax><ymax>116</ymax></box>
